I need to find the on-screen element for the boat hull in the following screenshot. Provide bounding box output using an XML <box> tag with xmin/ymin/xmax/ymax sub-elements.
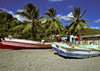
<box><xmin>1</xmin><ymin>38</ymin><xmax>51</xmax><ymax>49</ymax></box>
<box><xmin>52</xmin><ymin>43</ymin><xmax>100</xmax><ymax>58</ymax></box>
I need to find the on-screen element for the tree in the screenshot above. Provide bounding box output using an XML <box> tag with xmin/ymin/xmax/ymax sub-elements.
<box><xmin>0</xmin><ymin>11</ymin><xmax>16</xmax><ymax>38</ymax></box>
<box><xmin>16</xmin><ymin>3</ymin><xmax>40</xmax><ymax>40</ymax></box>
<box><xmin>63</xmin><ymin>24</ymin><xmax>69</xmax><ymax>35</ymax></box>
<box><xmin>44</xmin><ymin>8</ymin><xmax>64</xmax><ymax>36</ymax></box>
<box><xmin>67</xmin><ymin>7</ymin><xmax>89</xmax><ymax>35</ymax></box>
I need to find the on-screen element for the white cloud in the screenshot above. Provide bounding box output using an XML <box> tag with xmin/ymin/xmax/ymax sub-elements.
<box><xmin>10</xmin><ymin>11</ymin><xmax>31</xmax><ymax>22</ymax></box>
<box><xmin>94</xmin><ymin>19</ymin><xmax>100</xmax><ymax>23</ymax></box>
<box><xmin>48</xmin><ymin>0</ymin><xmax>64</xmax><ymax>2</ymax></box>
<box><xmin>14</xmin><ymin>15</ymin><xmax>31</xmax><ymax>22</ymax></box>
<box><xmin>57</xmin><ymin>12</ymin><xmax>74</xmax><ymax>21</ymax></box>
<box><xmin>8</xmin><ymin>11</ymin><xmax>14</xmax><ymax>15</ymax></box>
<box><xmin>1</xmin><ymin>8</ymin><xmax>31</xmax><ymax>22</ymax></box>
<box><xmin>56</xmin><ymin>15</ymin><xmax>66</xmax><ymax>20</ymax></box>
<box><xmin>91</xmin><ymin>26</ymin><xmax>100</xmax><ymax>29</ymax></box>
<box><xmin>67</xmin><ymin>12</ymin><xmax>74</xmax><ymax>18</ymax></box>
<box><xmin>0</xmin><ymin>8</ymin><xmax>7</xmax><ymax>12</ymax></box>
<box><xmin>17</xmin><ymin>9</ymin><xmax>24</xmax><ymax>12</ymax></box>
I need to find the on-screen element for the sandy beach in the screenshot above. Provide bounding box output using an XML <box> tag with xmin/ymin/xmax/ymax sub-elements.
<box><xmin>0</xmin><ymin>49</ymin><xmax>100</xmax><ymax>71</ymax></box>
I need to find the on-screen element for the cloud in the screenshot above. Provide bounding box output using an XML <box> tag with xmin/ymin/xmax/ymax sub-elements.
<box><xmin>8</xmin><ymin>11</ymin><xmax>14</xmax><ymax>15</ymax></box>
<box><xmin>56</xmin><ymin>15</ymin><xmax>66</xmax><ymax>20</ymax></box>
<box><xmin>0</xmin><ymin>8</ymin><xmax>7</xmax><ymax>12</ymax></box>
<box><xmin>10</xmin><ymin>11</ymin><xmax>31</xmax><ymax>22</ymax></box>
<box><xmin>57</xmin><ymin>12</ymin><xmax>74</xmax><ymax>21</ymax></box>
<box><xmin>91</xmin><ymin>26</ymin><xmax>100</xmax><ymax>29</ymax></box>
<box><xmin>48</xmin><ymin>0</ymin><xmax>64</xmax><ymax>2</ymax></box>
<box><xmin>14</xmin><ymin>15</ymin><xmax>31</xmax><ymax>22</ymax></box>
<box><xmin>94</xmin><ymin>19</ymin><xmax>100</xmax><ymax>23</ymax></box>
<box><xmin>15</xmin><ymin>9</ymin><xmax>31</xmax><ymax>22</ymax></box>
<box><xmin>1</xmin><ymin>8</ymin><xmax>31</xmax><ymax>22</ymax></box>
<box><xmin>17</xmin><ymin>9</ymin><xmax>24</xmax><ymax>12</ymax></box>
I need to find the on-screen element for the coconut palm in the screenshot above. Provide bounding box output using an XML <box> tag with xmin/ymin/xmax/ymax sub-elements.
<box><xmin>64</xmin><ymin>24</ymin><xmax>69</xmax><ymax>35</ymax></box>
<box><xmin>67</xmin><ymin>7</ymin><xmax>89</xmax><ymax>35</ymax></box>
<box><xmin>16</xmin><ymin>3</ymin><xmax>40</xmax><ymax>40</ymax></box>
<box><xmin>0</xmin><ymin>10</ymin><xmax>17</xmax><ymax>38</ymax></box>
<box><xmin>44</xmin><ymin>8</ymin><xmax>64</xmax><ymax>36</ymax></box>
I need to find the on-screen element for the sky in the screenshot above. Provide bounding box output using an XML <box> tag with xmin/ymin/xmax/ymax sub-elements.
<box><xmin>0</xmin><ymin>0</ymin><xmax>100</xmax><ymax>29</ymax></box>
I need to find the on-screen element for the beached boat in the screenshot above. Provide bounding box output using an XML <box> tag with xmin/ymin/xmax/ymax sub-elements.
<box><xmin>1</xmin><ymin>37</ymin><xmax>52</xmax><ymax>49</ymax></box>
<box><xmin>52</xmin><ymin>42</ymin><xmax>100</xmax><ymax>58</ymax></box>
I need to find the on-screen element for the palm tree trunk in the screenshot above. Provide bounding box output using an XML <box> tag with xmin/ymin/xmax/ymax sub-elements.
<box><xmin>31</xmin><ymin>22</ymin><xmax>36</xmax><ymax>40</ymax></box>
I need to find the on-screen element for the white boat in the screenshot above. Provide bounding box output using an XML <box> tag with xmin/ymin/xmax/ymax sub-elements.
<box><xmin>1</xmin><ymin>37</ymin><xmax>52</xmax><ymax>49</ymax></box>
<box><xmin>52</xmin><ymin>42</ymin><xmax>100</xmax><ymax>58</ymax></box>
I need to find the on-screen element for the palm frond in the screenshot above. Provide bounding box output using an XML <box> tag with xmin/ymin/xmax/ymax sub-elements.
<box><xmin>80</xmin><ymin>9</ymin><xmax>87</xmax><ymax>18</ymax></box>
<box><xmin>45</xmin><ymin>8</ymin><xmax>56</xmax><ymax>19</ymax></box>
<box><xmin>68</xmin><ymin>21</ymin><xmax>77</xmax><ymax>32</ymax></box>
<box><xmin>22</xmin><ymin>23</ymin><xmax>32</xmax><ymax>33</ymax></box>
<box><xmin>10</xmin><ymin>25</ymin><xmax>25</xmax><ymax>31</ymax></box>
<box><xmin>77</xmin><ymin>7</ymin><xmax>80</xmax><ymax>18</ymax></box>
<box><xmin>38</xmin><ymin>17</ymin><xmax>51</xmax><ymax>24</ymax></box>
<box><xmin>44</xmin><ymin>12</ymin><xmax>51</xmax><ymax>17</ymax></box>
<box><xmin>56</xmin><ymin>16</ymin><xmax>61</xmax><ymax>21</ymax></box>
<box><xmin>80</xmin><ymin>22</ymin><xmax>89</xmax><ymax>28</ymax></box>
<box><xmin>65</xmin><ymin>18</ymin><xmax>75</xmax><ymax>23</ymax></box>
<box><xmin>17</xmin><ymin>11</ymin><xmax>30</xmax><ymax>19</ymax></box>
<box><xmin>24</xmin><ymin>3</ymin><xmax>36</xmax><ymax>13</ymax></box>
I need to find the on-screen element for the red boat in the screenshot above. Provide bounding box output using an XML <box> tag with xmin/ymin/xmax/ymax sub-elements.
<box><xmin>0</xmin><ymin>37</ymin><xmax>52</xmax><ymax>49</ymax></box>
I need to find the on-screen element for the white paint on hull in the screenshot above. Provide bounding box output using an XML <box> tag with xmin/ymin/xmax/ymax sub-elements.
<box><xmin>2</xmin><ymin>37</ymin><xmax>51</xmax><ymax>48</ymax></box>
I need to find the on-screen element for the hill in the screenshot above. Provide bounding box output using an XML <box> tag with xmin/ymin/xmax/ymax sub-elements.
<box><xmin>81</xmin><ymin>28</ymin><xmax>100</xmax><ymax>35</ymax></box>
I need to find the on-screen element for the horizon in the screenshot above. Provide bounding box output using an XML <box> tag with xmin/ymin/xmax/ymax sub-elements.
<box><xmin>0</xmin><ymin>0</ymin><xmax>100</xmax><ymax>29</ymax></box>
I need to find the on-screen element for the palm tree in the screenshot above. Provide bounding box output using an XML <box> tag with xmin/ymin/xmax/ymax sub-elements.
<box><xmin>67</xmin><ymin>7</ymin><xmax>89</xmax><ymax>35</ymax></box>
<box><xmin>0</xmin><ymin>10</ymin><xmax>16</xmax><ymax>38</ymax></box>
<box><xmin>44</xmin><ymin>8</ymin><xmax>64</xmax><ymax>36</ymax></box>
<box><xmin>64</xmin><ymin>24</ymin><xmax>69</xmax><ymax>35</ymax></box>
<box><xmin>16</xmin><ymin>3</ymin><xmax>40</xmax><ymax>40</ymax></box>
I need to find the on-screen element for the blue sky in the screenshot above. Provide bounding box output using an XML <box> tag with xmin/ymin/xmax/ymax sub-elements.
<box><xmin>0</xmin><ymin>0</ymin><xmax>100</xmax><ymax>29</ymax></box>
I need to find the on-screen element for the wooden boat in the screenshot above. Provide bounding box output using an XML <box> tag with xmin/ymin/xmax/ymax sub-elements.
<box><xmin>52</xmin><ymin>42</ymin><xmax>100</xmax><ymax>58</ymax></box>
<box><xmin>1</xmin><ymin>37</ymin><xmax>52</xmax><ymax>49</ymax></box>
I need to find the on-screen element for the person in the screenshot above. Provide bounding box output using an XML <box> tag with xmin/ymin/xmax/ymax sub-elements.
<box><xmin>66</xmin><ymin>35</ymin><xmax>70</xmax><ymax>43</ymax></box>
<box><xmin>90</xmin><ymin>42</ymin><xmax>92</xmax><ymax>45</ymax></box>
<box><xmin>57</xmin><ymin>37</ymin><xmax>61</xmax><ymax>42</ymax></box>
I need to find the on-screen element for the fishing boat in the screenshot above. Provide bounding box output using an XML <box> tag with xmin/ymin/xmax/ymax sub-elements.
<box><xmin>52</xmin><ymin>42</ymin><xmax>100</xmax><ymax>58</ymax></box>
<box><xmin>1</xmin><ymin>37</ymin><xmax>52</xmax><ymax>49</ymax></box>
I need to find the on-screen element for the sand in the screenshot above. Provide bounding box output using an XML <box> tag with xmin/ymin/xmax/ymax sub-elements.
<box><xmin>0</xmin><ymin>49</ymin><xmax>100</xmax><ymax>71</ymax></box>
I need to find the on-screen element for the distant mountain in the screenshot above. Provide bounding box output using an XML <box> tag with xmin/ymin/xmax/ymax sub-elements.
<box><xmin>81</xmin><ymin>28</ymin><xmax>100</xmax><ymax>35</ymax></box>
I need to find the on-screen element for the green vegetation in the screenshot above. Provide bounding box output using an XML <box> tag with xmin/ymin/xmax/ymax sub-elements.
<box><xmin>43</xmin><ymin>8</ymin><xmax>63</xmax><ymax>36</ymax></box>
<box><xmin>67</xmin><ymin>7</ymin><xmax>89</xmax><ymax>35</ymax></box>
<box><xmin>0</xmin><ymin>3</ymin><xmax>100</xmax><ymax>41</ymax></box>
<box><xmin>81</xmin><ymin>28</ymin><xmax>100</xmax><ymax>35</ymax></box>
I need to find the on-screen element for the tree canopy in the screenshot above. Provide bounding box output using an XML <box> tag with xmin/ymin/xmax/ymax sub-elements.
<box><xmin>0</xmin><ymin>4</ymin><xmax>100</xmax><ymax>42</ymax></box>
<box><xmin>67</xmin><ymin>7</ymin><xmax>89</xmax><ymax>35</ymax></box>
